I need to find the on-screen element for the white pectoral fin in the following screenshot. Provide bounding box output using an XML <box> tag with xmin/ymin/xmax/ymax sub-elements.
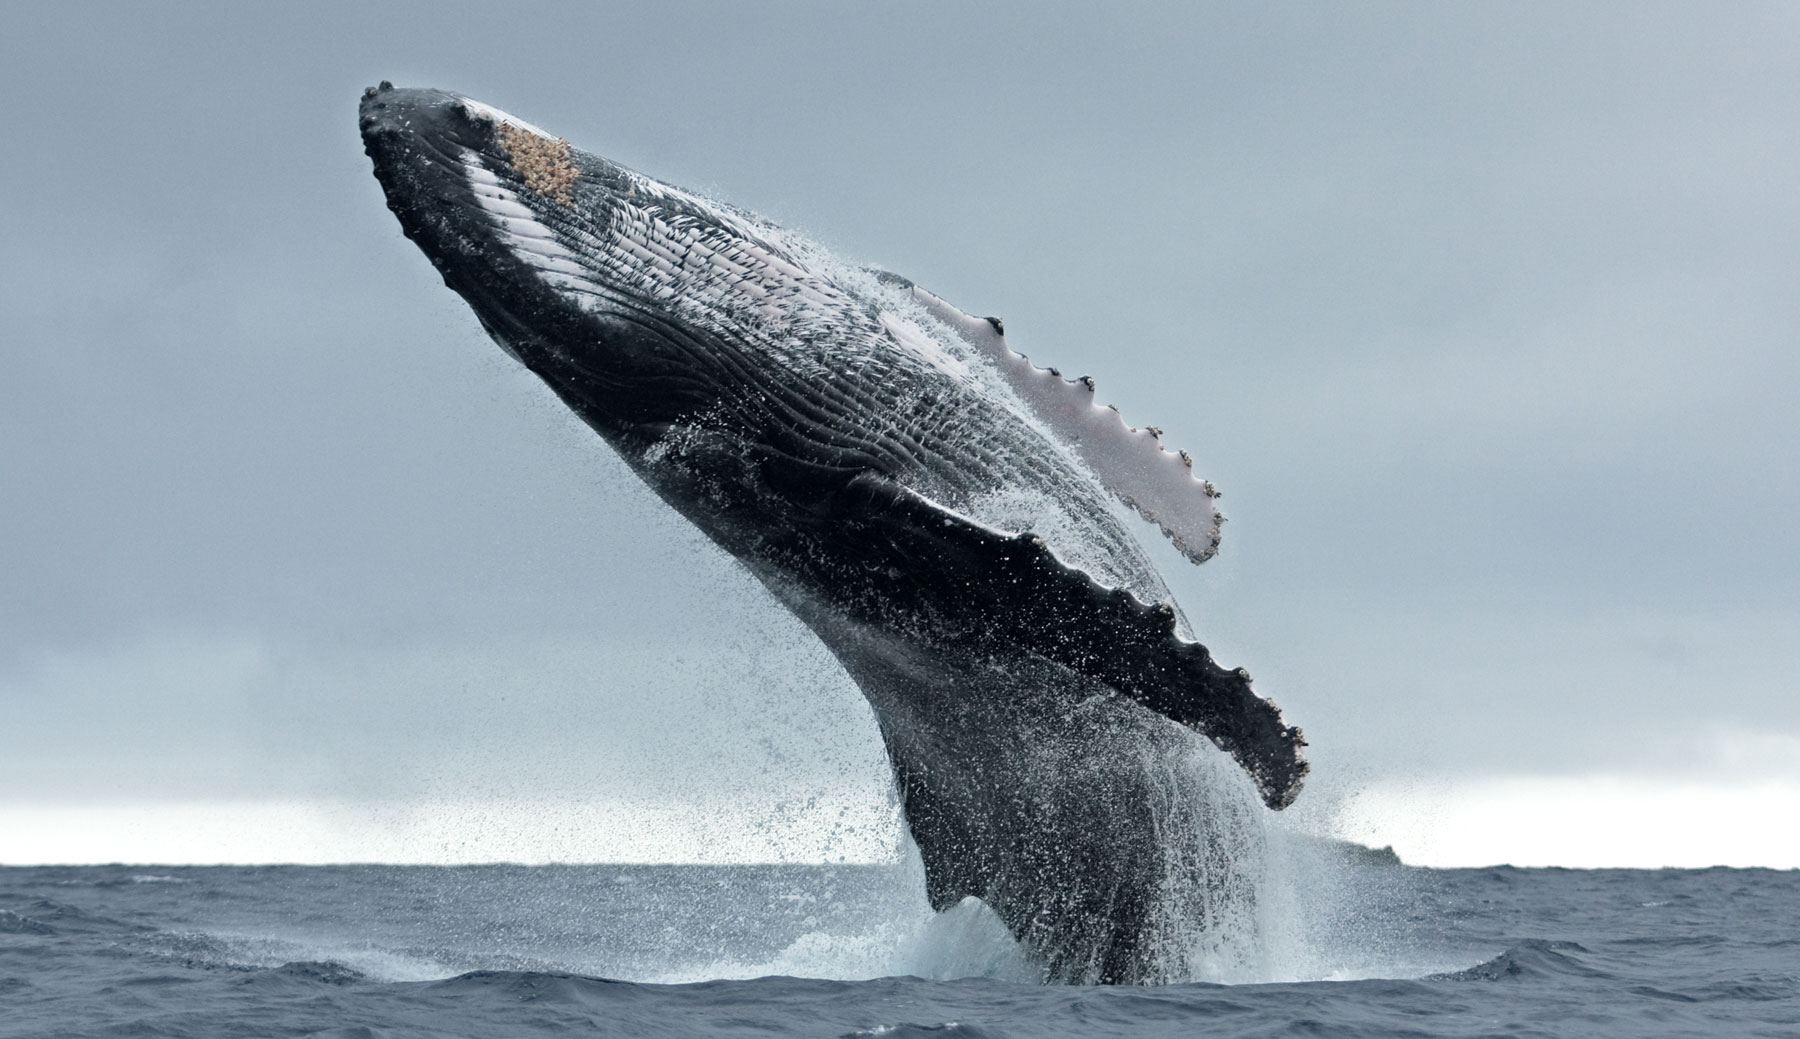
<box><xmin>910</xmin><ymin>286</ymin><xmax>1225</xmax><ymax>564</ymax></box>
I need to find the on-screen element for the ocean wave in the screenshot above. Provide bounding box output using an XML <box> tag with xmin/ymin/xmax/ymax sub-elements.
<box><xmin>1427</xmin><ymin>940</ymin><xmax>1610</xmax><ymax>982</ymax></box>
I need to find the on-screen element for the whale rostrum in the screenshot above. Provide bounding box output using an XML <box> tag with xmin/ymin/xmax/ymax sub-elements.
<box><xmin>360</xmin><ymin>84</ymin><xmax>1306</xmax><ymax>984</ymax></box>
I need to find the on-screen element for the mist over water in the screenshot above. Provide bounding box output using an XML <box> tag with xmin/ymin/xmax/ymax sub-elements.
<box><xmin>0</xmin><ymin>835</ymin><xmax>1420</xmax><ymax>990</ymax></box>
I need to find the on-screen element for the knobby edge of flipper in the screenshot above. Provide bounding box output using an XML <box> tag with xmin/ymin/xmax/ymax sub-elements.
<box><xmin>870</xmin><ymin>269</ymin><xmax>1228</xmax><ymax>567</ymax></box>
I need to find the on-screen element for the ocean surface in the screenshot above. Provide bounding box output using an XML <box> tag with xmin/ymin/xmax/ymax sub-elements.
<box><xmin>2</xmin><ymin>847</ymin><xmax>1795</xmax><ymax>1038</ymax></box>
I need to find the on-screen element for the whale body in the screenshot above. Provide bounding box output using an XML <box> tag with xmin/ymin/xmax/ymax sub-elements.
<box><xmin>359</xmin><ymin>83</ymin><xmax>1305</xmax><ymax>983</ymax></box>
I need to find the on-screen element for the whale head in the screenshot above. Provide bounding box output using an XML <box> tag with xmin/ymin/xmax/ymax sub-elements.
<box><xmin>360</xmin><ymin>82</ymin><xmax>808</xmax><ymax>436</ymax></box>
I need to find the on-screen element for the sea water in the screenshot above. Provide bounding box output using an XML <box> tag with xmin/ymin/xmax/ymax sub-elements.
<box><xmin>2</xmin><ymin>843</ymin><xmax>1795</xmax><ymax>1037</ymax></box>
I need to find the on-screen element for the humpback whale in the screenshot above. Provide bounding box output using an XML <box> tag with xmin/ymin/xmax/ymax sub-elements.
<box><xmin>359</xmin><ymin>83</ymin><xmax>1305</xmax><ymax>983</ymax></box>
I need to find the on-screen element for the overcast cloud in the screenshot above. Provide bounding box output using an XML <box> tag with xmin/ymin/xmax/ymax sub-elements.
<box><xmin>2</xmin><ymin>2</ymin><xmax>1796</xmax><ymax>861</ymax></box>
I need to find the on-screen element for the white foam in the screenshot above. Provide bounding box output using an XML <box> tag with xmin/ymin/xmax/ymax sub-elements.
<box><xmin>889</xmin><ymin>897</ymin><xmax>1041</xmax><ymax>982</ymax></box>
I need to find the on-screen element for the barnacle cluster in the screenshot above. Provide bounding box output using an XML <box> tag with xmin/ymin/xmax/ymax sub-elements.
<box><xmin>496</xmin><ymin>122</ymin><xmax>577</xmax><ymax>205</ymax></box>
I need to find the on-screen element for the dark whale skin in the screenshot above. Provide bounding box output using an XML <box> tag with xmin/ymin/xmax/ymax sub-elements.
<box><xmin>360</xmin><ymin>83</ymin><xmax>1304</xmax><ymax>983</ymax></box>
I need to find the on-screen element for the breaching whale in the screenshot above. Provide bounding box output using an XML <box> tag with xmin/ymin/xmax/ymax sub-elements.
<box><xmin>359</xmin><ymin>83</ymin><xmax>1305</xmax><ymax>983</ymax></box>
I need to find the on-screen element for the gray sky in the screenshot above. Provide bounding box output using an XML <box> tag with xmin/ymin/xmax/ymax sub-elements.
<box><xmin>3</xmin><ymin>2</ymin><xmax>1797</xmax><ymax>863</ymax></box>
